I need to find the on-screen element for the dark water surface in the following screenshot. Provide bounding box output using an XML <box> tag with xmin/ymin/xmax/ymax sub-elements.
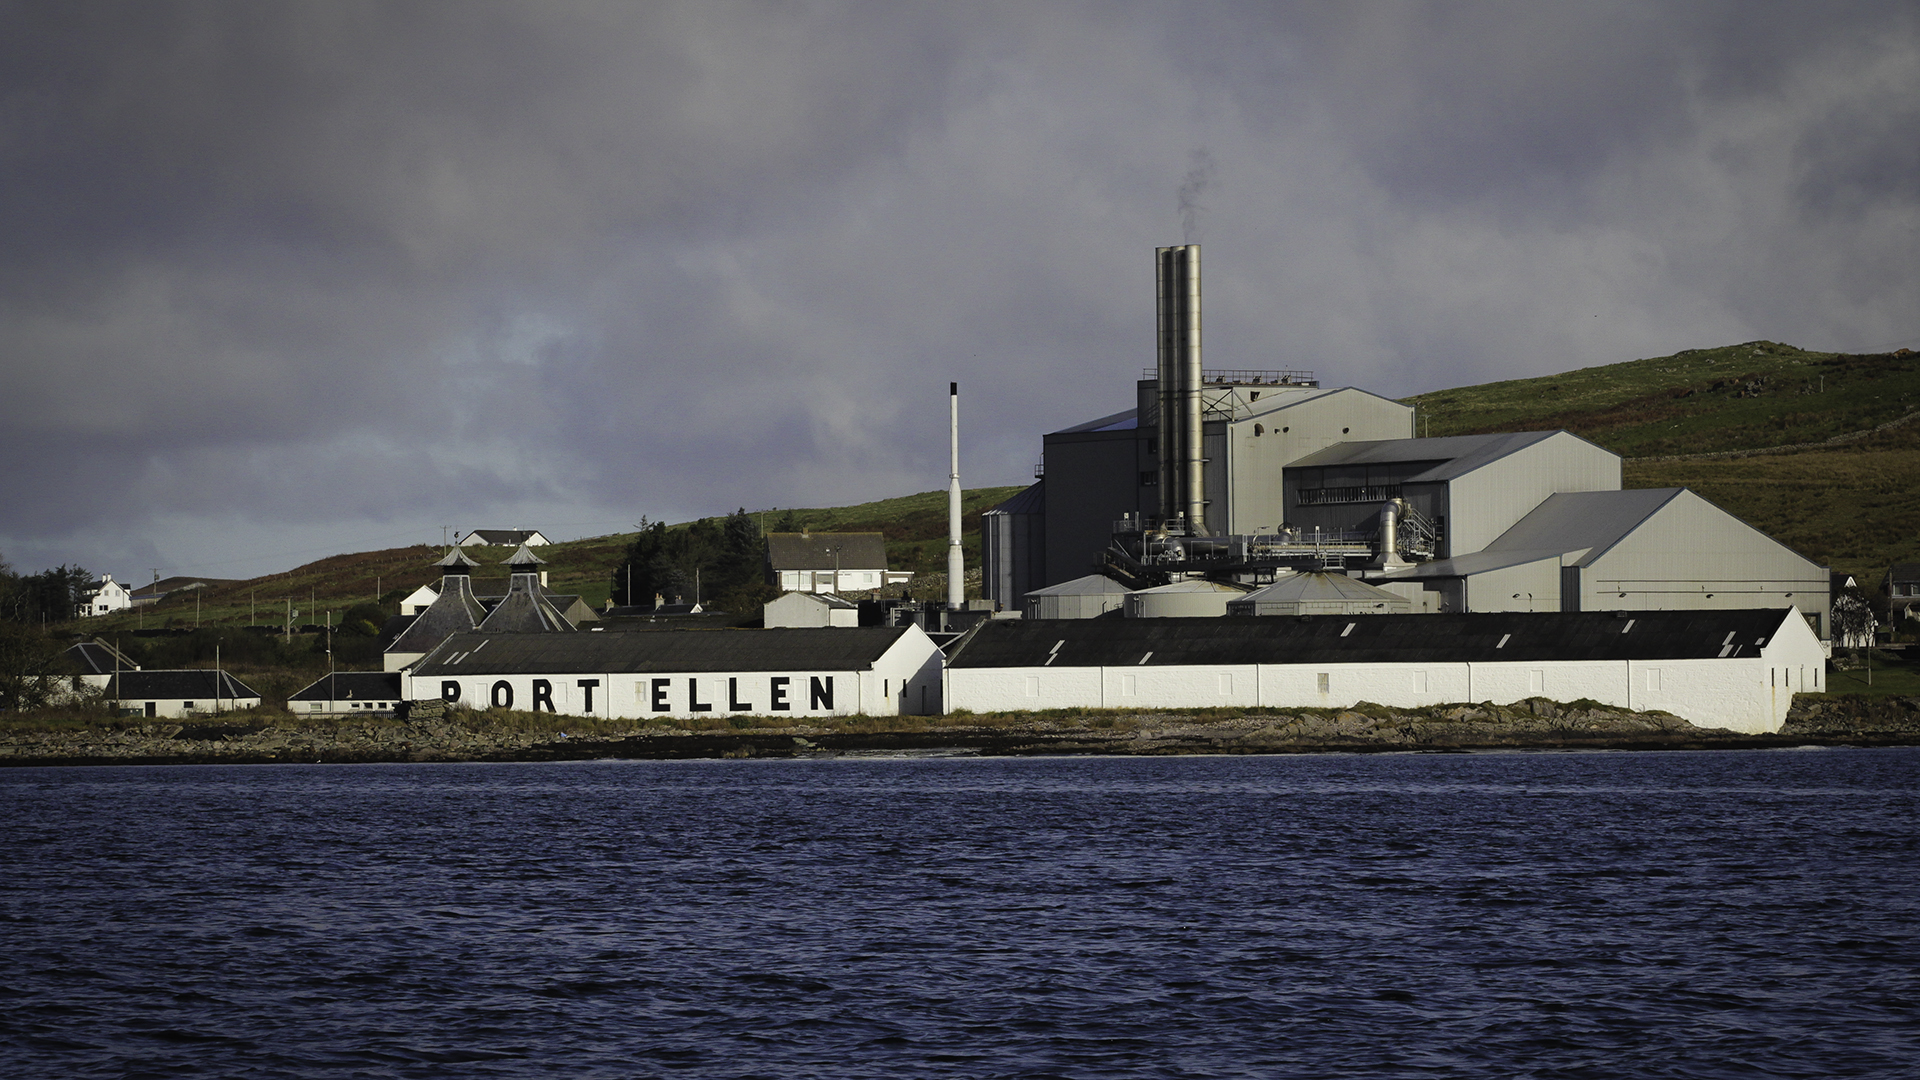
<box><xmin>4</xmin><ymin>749</ymin><xmax>1919</xmax><ymax>1078</ymax></box>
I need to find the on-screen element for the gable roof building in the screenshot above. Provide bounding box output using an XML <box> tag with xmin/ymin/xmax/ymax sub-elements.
<box><xmin>765</xmin><ymin>532</ymin><xmax>902</xmax><ymax>594</ymax></box>
<box><xmin>403</xmin><ymin>625</ymin><xmax>945</xmax><ymax>719</ymax></box>
<box><xmin>946</xmin><ymin>608</ymin><xmax>1823</xmax><ymax>733</ymax></box>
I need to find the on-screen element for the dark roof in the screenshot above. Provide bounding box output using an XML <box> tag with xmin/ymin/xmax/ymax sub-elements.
<box><xmin>1887</xmin><ymin>564</ymin><xmax>1920</xmax><ymax>583</ymax></box>
<box><xmin>388</xmin><ymin>575</ymin><xmax>487</xmax><ymax>655</ymax></box>
<box><xmin>462</xmin><ymin>530</ymin><xmax>547</xmax><ymax>546</ymax></box>
<box><xmin>1050</xmin><ymin>408</ymin><xmax>1138</xmax><ymax>435</ymax></box>
<box><xmin>947</xmin><ymin>609</ymin><xmax>1802</xmax><ymax>668</ymax></box>
<box><xmin>984</xmin><ymin>481</ymin><xmax>1045</xmax><ymax>516</ymax></box>
<box><xmin>63</xmin><ymin>640</ymin><xmax>140</xmax><ymax>675</ymax></box>
<box><xmin>103</xmin><ymin>670</ymin><xmax>259</xmax><ymax>701</ymax></box>
<box><xmin>765</xmin><ymin>532</ymin><xmax>889</xmax><ymax>571</ymax></box>
<box><xmin>289</xmin><ymin>672</ymin><xmax>405</xmax><ymax>702</ymax></box>
<box><xmin>414</xmin><ymin>627</ymin><xmax>917</xmax><ymax>676</ymax></box>
<box><xmin>1286</xmin><ymin>431</ymin><xmax>1587</xmax><ymax>483</ymax></box>
<box><xmin>477</xmin><ymin>576</ymin><xmax>577</xmax><ymax>633</ymax></box>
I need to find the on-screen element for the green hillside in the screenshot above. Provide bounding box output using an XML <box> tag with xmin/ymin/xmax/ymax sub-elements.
<box><xmin>1404</xmin><ymin>340</ymin><xmax>1920</xmax><ymax>584</ymax></box>
<box><xmin>78</xmin><ymin>486</ymin><xmax>1029</xmax><ymax>636</ymax></box>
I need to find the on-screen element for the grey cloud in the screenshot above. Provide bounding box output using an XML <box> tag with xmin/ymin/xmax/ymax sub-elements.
<box><xmin>1</xmin><ymin>1</ymin><xmax>1915</xmax><ymax>579</ymax></box>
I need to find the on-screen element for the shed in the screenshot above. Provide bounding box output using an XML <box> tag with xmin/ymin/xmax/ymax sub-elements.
<box><xmin>764</xmin><ymin>591</ymin><xmax>860</xmax><ymax>628</ymax></box>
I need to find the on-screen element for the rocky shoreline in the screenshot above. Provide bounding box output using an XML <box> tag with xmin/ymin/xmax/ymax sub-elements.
<box><xmin>5</xmin><ymin>695</ymin><xmax>1920</xmax><ymax>767</ymax></box>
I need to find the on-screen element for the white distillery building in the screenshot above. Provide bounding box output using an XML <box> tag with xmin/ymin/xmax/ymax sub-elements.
<box><xmin>403</xmin><ymin>625</ymin><xmax>946</xmax><ymax>720</ymax></box>
<box><xmin>944</xmin><ymin>609</ymin><xmax>1824</xmax><ymax>734</ymax></box>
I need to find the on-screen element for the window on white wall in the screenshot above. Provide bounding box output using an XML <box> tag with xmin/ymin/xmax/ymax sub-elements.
<box><xmin>1025</xmin><ymin>676</ymin><xmax>1039</xmax><ymax>697</ymax></box>
<box><xmin>1317</xmin><ymin>673</ymin><xmax>1330</xmax><ymax>693</ymax></box>
<box><xmin>1529</xmin><ymin>670</ymin><xmax>1544</xmax><ymax>694</ymax></box>
<box><xmin>1646</xmin><ymin>668</ymin><xmax>1661</xmax><ymax>691</ymax></box>
<box><xmin>1219</xmin><ymin>672</ymin><xmax>1233</xmax><ymax>695</ymax></box>
<box><xmin>1121</xmin><ymin>674</ymin><xmax>1136</xmax><ymax>696</ymax></box>
<box><xmin>1413</xmin><ymin>671</ymin><xmax>1428</xmax><ymax>693</ymax></box>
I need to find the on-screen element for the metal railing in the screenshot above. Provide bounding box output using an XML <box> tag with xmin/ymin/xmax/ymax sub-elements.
<box><xmin>1140</xmin><ymin>368</ymin><xmax>1317</xmax><ymax>386</ymax></box>
<box><xmin>1295</xmin><ymin>485</ymin><xmax>1403</xmax><ymax>506</ymax></box>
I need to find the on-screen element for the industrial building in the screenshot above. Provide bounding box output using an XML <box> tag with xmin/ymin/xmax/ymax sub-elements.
<box><xmin>944</xmin><ymin>608</ymin><xmax>1823</xmax><ymax>734</ymax></box>
<box><xmin>983</xmin><ymin>244</ymin><xmax>1830</xmax><ymax>643</ymax></box>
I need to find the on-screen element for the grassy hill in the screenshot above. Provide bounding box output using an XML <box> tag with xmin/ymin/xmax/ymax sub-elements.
<box><xmin>1404</xmin><ymin>340</ymin><xmax>1920</xmax><ymax>584</ymax></box>
<box><xmin>77</xmin><ymin>486</ymin><xmax>1030</xmax><ymax>638</ymax></box>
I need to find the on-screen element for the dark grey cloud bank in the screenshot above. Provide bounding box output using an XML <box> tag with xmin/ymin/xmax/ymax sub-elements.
<box><xmin>3</xmin><ymin>1</ymin><xmax>1915</xmax><ymax>579</ymax></box>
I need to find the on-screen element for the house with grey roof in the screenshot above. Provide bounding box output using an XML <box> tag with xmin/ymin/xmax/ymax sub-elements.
<box><xmin>765</xmin><ymin>532</ymin><xmax>906</xmax><ymax>594</ymax></box>
<box><xmin>100</xmin><ymin>669</ymin><xmax>262</xmax><ymax>719</ymax></box>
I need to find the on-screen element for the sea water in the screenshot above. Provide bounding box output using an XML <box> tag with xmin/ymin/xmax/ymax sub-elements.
<box><xmin>3</xmin><ymin>748</ymin><xmax>1917</xmax><ymax>1078</ymax></box>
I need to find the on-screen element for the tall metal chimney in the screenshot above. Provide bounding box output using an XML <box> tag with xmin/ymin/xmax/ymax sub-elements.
<box><xmin>947</xmin><ymin>382</ymin><xmax>964</xmax><ymax>610</ymax></box>
<box><xmin>1155</xmin><ymin>245</ymin><xmax>1204</xmax><ymax>533</ymax></box>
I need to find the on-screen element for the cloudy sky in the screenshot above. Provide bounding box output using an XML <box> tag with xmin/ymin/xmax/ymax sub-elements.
<box><xmin>4</xmin><ymin>1</ymin><xmax>1916</xmax><ymax>582</ymax></box>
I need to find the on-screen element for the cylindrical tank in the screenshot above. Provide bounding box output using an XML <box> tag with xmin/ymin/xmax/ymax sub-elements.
<box><xmin>1125</xmin><ymin>579</ymin><xmax>1249</xmax><ymax>619</ymax></box>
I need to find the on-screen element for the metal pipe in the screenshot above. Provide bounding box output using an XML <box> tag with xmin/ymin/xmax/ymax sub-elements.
<box><xmin>948</xmin><ymin>382</ymin><xmax>964</xmax><ymax>611</ymax></box>
<box><xmin>1179</xmin><ymin>245</ymin><xmax>1206</xmax><ymax>534</ymax></box>
<box><xmin>1155</xmin><ymin>248</ymin><xmax>1177</xmax><ymax>521</ymax></box>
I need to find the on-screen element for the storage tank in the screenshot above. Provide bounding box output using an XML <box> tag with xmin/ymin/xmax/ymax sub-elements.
<box><xmin>1124</xmin><ymin>579</ymin><xmax>1251</xmax><ymax>619</ymax></box>
<box><xmin>1227</xmin><ymin>572</ymin><xmax>1413</xmax><ymax>617</ymax></box>
<box><xmin>1024</xmin><ymin>574</ymin><xmax>1131</xmax><ymax>620</ymax></box>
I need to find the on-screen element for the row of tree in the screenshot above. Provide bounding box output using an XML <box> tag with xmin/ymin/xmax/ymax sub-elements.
<box><xmin>609</xmin><ymin>509</ymin><xmax>775</xmax><ymax>616</ymax></box>
<box><xmin>0</xmin><ymin>559</ymin><xmax>95</xmax><ymax>625</ymax></box>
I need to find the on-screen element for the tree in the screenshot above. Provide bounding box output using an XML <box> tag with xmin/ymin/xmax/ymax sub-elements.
<box><xmin>0</xmin><ymin>620</ymin><xmax>65</xmax><ymax>710</ymax></box>
<box><xmin>1833</xmin><ymin>581</ymin><xmax>1877</xmax><ymax>680</ymax></box>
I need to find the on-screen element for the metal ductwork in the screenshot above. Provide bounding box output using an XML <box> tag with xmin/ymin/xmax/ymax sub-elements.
<box><xmin>1155</xmin><ymin>245</ymin><xmax>1205</xmax><ymax>534</ymax></box>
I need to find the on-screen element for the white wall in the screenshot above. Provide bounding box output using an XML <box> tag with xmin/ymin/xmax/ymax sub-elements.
<box><xmin>947</xmin><ymin>613</ymin><xmax>1818</xmax><ymax>732</ymax></box>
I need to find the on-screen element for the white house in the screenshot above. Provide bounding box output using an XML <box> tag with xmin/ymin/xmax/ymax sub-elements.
<box><xmin>404</xmin><ymin>625</ymin><xmax>946</xmax><ymax>719</ymax></box>
<box><xmin>945</xmin><ymin>609</ymin><xmax>1824</xmax><ymax>734</ymax></box>
<box><xmin>100</xmin><ymin>670</ymin><xmax>262</xmax><ymax>719</ymax></box>
<box><xmin>78</xmin><ymin>574</ymin><xmax>134</xmax><ymax>617</ymax></box>
<box><xmin>765</xmin><ymin>532</ymin><xmax>908</xmax><ymax>594</ymax></box>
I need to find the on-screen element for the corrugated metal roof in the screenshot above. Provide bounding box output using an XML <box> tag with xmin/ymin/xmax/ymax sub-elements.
<box><xmin>984</xmin><ymin>481</ymin><xmax>1045</xmax><ymax>516</ymax></box>
<box><xmin>947</xmin><ymin>609</ymin><xmax>1798</xmax><ymax>667</ymax></box>
<box><xmin>1236</xmin><ymin>572</ymin><xmax>1410</xmax><ymax>606</ymax></box>
<box><xmin>765</xmin><ymin>532</ymin><xmax>889</xmax><ymax>571</ymax></box>
<box><xmin>414</xmin><ymin>626</ymin><xmax>918</xmax><ymax>675</ymax></box>
<box><xmin>289</xmin><ymin>672</ymin><xmax>404</xmax><ymax>701</ymax></box>
<box><xmin>1287</xmin><ymin>431</ymin><xmax>1577</xmax><ymax>483</ymax></box>
<box><xmin>1049</xmin><ymin>408</ymin><xmax>1138</xmax><ymax>434</ymax></box>
<box><xmin>1025</xmin><ymin>573</ymin><xmax>1132</xmax><ymax>598</ymax></box>
<box><xmin>1485</xmin><ymin>489</ymin><xmax>1685</xmax><ymax>566</ymax></box>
